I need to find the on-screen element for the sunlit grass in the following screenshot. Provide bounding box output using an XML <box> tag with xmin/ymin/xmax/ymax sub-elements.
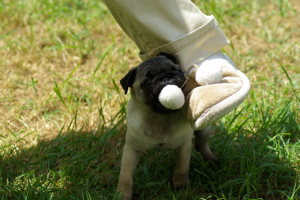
<box><xmin>0</xmin><ymin>0</ymin><xmax>299</xmax><ymax>199</ymax></box>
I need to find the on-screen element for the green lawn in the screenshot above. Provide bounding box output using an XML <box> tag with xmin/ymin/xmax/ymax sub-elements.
<box><xmin>0</xmin><ymin>0</ymin><xmax>299</xmax><ymax>199</ymax></box>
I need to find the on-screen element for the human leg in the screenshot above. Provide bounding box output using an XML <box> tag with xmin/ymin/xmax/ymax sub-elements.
<box><xmin>102</xmin><ymin>0</ymin><xmax>230</xmax><ymax>71</ymax></box>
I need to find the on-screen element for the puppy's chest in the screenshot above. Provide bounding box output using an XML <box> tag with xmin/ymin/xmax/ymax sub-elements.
<box><xmin>142</xmin><ymin>122</ymin><xmax>174</xmax><ymax>138</ymax></box>
<box><xmin>140</xmin><ymin>116</ymin><xmax>192</xmax><ymax>148</ymax></box>
<box><xmin>127</xmin><ymin>105</ymin><xmax>193</xmax><ymax>150</ymax></box>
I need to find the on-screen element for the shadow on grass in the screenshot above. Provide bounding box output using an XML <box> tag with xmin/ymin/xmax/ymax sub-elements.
<box><xmin>0</xmin><ymin>106</ymin><xmax>299</xmax><ymax>199</ymax></box>
<box><xmin>0</xmin><ymin>115</ymin><xmax>127</xmax><ymax>199</ymax></box>
<box><xmin>128</xmin><ymin>121</ymin><xmax>299</xmax><ymax>200</ymax></box>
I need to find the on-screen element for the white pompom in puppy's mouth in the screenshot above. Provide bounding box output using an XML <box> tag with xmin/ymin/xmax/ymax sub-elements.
<box><xmin>158</xmin><ymin>85</ymin><xmax>185</xmax><ymax>110</ymax></box>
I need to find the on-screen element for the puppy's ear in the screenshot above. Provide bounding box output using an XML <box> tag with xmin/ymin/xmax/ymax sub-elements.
<box><xmin>156</xmin><ymin>52</ymin><xmax>178</xmax><ymax>64</ymax></box>
<box><xmin>120</xmin><ymin>67</ymin><xmax>137</xmax><ymax>95</ymax></box>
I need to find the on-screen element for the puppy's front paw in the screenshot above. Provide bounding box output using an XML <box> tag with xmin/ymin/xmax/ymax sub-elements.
<box><xmin>117</xmin><ymin>181</ymin><xmax>133</xmax><ymax>200</ymax></box>
<box><xmin>172</xmin><ymin>176</ymin><xmax>189</xmax><ymax>188</ymax></box>
<box><xmin>116</xmin><ymin>190</ymin><xmax>132</xmax><ymax>200</ymax></box>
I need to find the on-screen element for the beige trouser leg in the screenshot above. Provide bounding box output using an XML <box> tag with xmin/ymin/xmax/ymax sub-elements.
<box><xmin>102</xmin><ymin>0</ymin><xmax>230</xmax><ymax>71</ymax></box>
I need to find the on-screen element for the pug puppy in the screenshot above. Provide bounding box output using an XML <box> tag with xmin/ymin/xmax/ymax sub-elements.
<box><xmin>118</xmin><ymin>53</ymin><xmax>218</xmax><ymax>200</ymax></box>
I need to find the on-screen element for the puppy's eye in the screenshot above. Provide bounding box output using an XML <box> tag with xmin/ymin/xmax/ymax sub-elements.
<box><xmin>176</xmin><ymin>71</ymin><xmax>181</xmax><ymax>75</ymax></box>
<box><xmin>144</xmin><ymin>80</ymin><xmax>152</xmax><ymax>88</ymax></box>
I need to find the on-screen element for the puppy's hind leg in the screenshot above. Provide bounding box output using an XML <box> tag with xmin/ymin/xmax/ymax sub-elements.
<box><xmin>117</xmin><ymin>144</ymin><xmax>141</xmax><ymax>200</ymax></box>
<box><xmin>172</xmin><ymin>141</ymin><xmax>191</xmax><ymax>187</ymax></box>
<box><xmin>194</xmin><ymin>125</ymin><xmax>219</xmax><ymax>164</ymax></box>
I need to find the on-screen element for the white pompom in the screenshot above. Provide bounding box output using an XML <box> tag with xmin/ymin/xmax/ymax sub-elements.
<box><xmin>158</xmin><ymin>85</ymin><xmax>185</xmax><ymax>110</ymax></box>
<box><xmin>195</xmin><ymin>65</ymin><xmax>223</xmax><ymax>86</ymax></box>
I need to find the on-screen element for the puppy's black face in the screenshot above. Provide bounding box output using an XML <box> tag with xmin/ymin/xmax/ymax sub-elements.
<box><xmin>138</xmin><ymin>57</ymin><xmax>186</xmax><ymax>114</ymax></box>
<box><xmin>121</xmin><ymin>54</ymin><xmax>186</xmax><ymax>114</ymax></box>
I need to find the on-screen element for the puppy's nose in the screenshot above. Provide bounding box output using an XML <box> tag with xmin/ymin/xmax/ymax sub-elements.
<box><xmin>163</xmin><ymin>77</ymin><xmax>170</xmax><ymax>82</ymax></box>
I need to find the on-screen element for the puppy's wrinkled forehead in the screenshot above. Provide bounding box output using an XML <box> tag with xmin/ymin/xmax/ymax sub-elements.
<box><xmin>137</xmin><ymin>56</ymin><xmax>180</xmax><ymax>77</ymax></box>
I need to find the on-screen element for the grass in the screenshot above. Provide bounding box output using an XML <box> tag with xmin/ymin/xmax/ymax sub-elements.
<box><xmin>0</xmin><ymin>0</ymin><xmax>299</xmax><ymax>199</ymax></box>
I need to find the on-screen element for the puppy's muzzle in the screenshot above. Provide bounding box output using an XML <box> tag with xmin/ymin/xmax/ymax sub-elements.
<box><xmin>163</xmin><ymin>77</ymin><xmax>170</xmax><ymax>82</ymax></box>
